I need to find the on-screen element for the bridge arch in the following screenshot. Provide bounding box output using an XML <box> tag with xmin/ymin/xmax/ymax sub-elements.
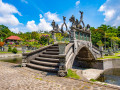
<box><xmin>66</xmin><ymin>44</ymin><xmax>96</xmax><ymax>70</ymax></box>
<box><xmin>76</xmin><ymin>46</ymin><xmax>95</xmax><ymax>61</ymax></box>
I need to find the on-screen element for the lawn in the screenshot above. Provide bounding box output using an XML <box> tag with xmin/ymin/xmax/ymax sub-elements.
<box><xmin>97</xmin><ymin>51</ymin><xmax>120</xmax><ymax>60</ymax></box>
<box><xmin>0</xmin><ymin>50</ymin><xmax>32</xmax><ymax>54</ymax></box>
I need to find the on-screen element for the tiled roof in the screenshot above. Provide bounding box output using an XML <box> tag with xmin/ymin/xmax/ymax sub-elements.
<box><xmin>6</xmin><ymin>36</ymin><xmax>22</xmax><ymax>40</ymax></box>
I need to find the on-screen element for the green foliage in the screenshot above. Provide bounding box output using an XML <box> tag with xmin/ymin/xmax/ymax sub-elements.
<box><xmin>39</xmin><ymin>35</ymin><xmax>49</xmax><ymax>45</ymax></box>
<box><xmin>12</xmin><ymin>47</ymin><xmax>18</xmax><ymax>54</ymax></box>
<box><xmin>49</xmin><ymin>38</ymin><xmax>54</xmax><ymax>44</ymax></box>
<box><xmin>8</xmin><ymin>45</ymin><xmax>12</xmax><ymax>52</ymax></box>
<box><xmin>56</xmin><ymin>33</ymin><xmax>64</xmax><ymax>42</ymax></box>
<box><xmin>66</xmin><ymin>69</ymin><xmax>80</xmax><ymax>79</ymax></box>
<box><xmin>97</xmin><ymin>40</ymin><xmax>104</xmax><ymax>46</ymax></box>
<box><xmin>90</xmin><ymin>79</ymin><xmax>97</xmax><ymax>82</ymax></box>
<box><xmin>91</xmin><ymin>24</ymin><xmax>120</xmax><ymax>48</ymax></box>
<box><xmin>0</xmin><ymin>25</ymin><xmax>15</xmax><ymax>40</ymax></box>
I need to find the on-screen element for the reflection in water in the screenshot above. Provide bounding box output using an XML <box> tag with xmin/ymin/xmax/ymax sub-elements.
<box><xmin>97</xmin><ymin>68</ymin><xmax>120</xmax><ymax>86</ymax></box>
<box><xmin>0</xmin><ymin>57</ymin><xmax>22</xmax><ymax>64</ymax></box>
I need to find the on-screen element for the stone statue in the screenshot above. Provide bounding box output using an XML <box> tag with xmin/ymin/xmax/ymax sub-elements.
<box><xmin>61</xmin><ymin>16</ymin><xmax>68</xmax><ymax>33</ymax></box>
<box><xmin>51</xmin><ymin>20</ymin><xmax>55</xmax><ymax>30</ymax></box>
<box><xmin>69</xmin><ymin>15</ymin><xmax>75</xmax><ymax>26</ymax></box>
<box><xmin>79</xmin><ymin>11</ymin><xmax>85</xmax><ymax>29</ymax></box>
<box><xmin>87</xmin><ymin>24</ymin><xmax>90</xmax><ymax>30</ymax></box>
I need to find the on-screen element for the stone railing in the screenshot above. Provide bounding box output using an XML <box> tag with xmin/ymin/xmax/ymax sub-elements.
<box><xmin>58</xmin><ymin>43</ymin><xmax>74</xmax><ymax>76</ymax></box>
<box><xmin>21</xmin><ymin>44</ymin><xmax>53</xmax><ymax>67</ymax></box>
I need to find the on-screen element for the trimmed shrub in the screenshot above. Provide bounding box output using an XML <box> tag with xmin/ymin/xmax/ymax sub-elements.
<box><xmin>8</xmin><ymin>46</ymin><xmax>12</xmax><ymax>52</ymax></box>
<box><xmin>12</xmin><ymin>47</ymin><xmax>18</xmax><ymax>54</ymax></box>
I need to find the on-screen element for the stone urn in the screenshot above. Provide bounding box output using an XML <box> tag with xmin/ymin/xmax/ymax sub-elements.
<box><xmin>99</xmin><ymin>46</ymin><xmax>103</xmax><ymax>51</ymax></box>
<box><xmin>58</xmin><ymin>42</ymin><xmax>66</xmax><ymax>54</ymax></box>
<box><xmin>22</xmin><ymin>46</ymin><xmax>26</xmax><ymax>53</ymax></box>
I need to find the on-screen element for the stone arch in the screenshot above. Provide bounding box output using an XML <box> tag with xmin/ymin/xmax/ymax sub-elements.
<box><xmin>72</xmin><ymin>46</ymin><xmax>96</xmax><ymax>69</ymax></box>
<box><xmin>76</xmin><ymin>46</ymin><xmax>95</xmax><ymax>61</ymax></box>
<box><xmin>67</xmin><ymin>45</ymin><xmax>96</xmax><ymax>69</ymax></box>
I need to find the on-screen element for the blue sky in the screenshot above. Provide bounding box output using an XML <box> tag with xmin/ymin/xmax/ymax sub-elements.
<box><xmin>0</xmin><ymin>0</ymin><xmax>120</xmax><ymax>33</ymax></box>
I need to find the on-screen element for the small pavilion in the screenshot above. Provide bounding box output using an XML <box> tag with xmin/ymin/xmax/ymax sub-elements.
<box><xmin>5</xmin><ymin>36</ymin><xmax>22</xmax><ymax>45</ymax></box>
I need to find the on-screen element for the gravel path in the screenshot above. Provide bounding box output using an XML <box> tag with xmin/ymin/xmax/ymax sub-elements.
<box><xmin>0</xmin><ymin>62</ymin><xmax>119</xmax><ymax>90</ymax></box>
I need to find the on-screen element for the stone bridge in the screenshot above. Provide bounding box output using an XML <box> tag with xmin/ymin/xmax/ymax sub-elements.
<box><xmin>22</xmin><ymin>11</ymin><xmax>102</xmax><ymax>76</ymax></box>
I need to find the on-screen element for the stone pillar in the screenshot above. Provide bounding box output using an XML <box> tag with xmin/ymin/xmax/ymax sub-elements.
<box><xmin>90</xmin><ymin>31</ymin><xmax>91</xmax><ymax>42</ymax></box>
<box><xmin>82</xmin><ymin>33</ymin><xmax>84</xmax><ymax>40</ymax></box>
<box><xmin>52</xmin><ymin>31</ymin><xmax>56</xmax><ymax>42</ymax></box>
<box><xmin>58</xmin><ymin>56</ymin><xmax>67</xmax><ymax>77</ymax></box>
<box><xmin>70</xmin><ymin>29</ymin><xmax>76</xmax><ymax>42</ymax></box>
<box><xmin>99</xmin><ymin>46</ymin><xmax>104</xmax><ymax>58</ymax></box>
<box><xmin>78</xmin><ymin>32</ymin><xmax>80</xmax><ymax>40</ymax></box>
<box><xmin>21</xmin><ymin>55</ymin><xmax>27</xmax><ymax>67</ymax></box>
<box><xmin>86</xmin><ymin>34</ymin><xmax>88</xmax><ymax>41</ymax></box>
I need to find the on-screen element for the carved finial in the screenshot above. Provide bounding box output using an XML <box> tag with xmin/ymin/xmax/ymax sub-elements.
<box><xmin>87</xmin><ymin>24</ymin><xmax>90</xmax><ymax>30</ymax></box>
<box><xmin>79</xmin><ymin>10</ymin><xmax>85</xmax><ymax>30</ymax></box>
<box><xmin>61</xmin><ymin>16</ymin><xmax>68</xmax><ymax>33</ymax></box>
<box><xmin>51</xmin><ymin>20</ymin><xmax>55</xmax><ymax>30</ymax></box>
<box><xmin>69</xmin><ymin>15</ymin><xmax>75</xmax><ymax>26</ymax></box>
<box><xmin>63</xmin><ymin>16</ymin><xmax>66</xmax><ymax>22</ymax></box>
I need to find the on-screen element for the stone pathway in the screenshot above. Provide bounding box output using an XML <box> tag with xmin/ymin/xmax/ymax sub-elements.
<box><xmin>0</xmin><ymin>62</ymin><xmax>119</xmax><ymax>90</ymax></box>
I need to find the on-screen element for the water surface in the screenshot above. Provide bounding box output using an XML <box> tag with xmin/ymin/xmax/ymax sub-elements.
<box><xmin>97</xmin><ymin>68</ymin><xmax>120</xmax><ymax>86</ymax></box>
<box><xmin>0</xmin><ymin>57</ymin><xmax>22</xmax><ymax>64</ymax></box>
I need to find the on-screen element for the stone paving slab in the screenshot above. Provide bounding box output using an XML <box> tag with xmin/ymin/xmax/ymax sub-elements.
<box><xmin>82</xmin><ymin>69</ymin><xmax>104</xmax><ymax>80</ymax></box>
<box><xmin>0</xmin><ymin>53</ymin><xmax>22</xmax><ymax>58</ymax></box>
<box><xmin>0</xmin><ymin>62</ymin><xmax>119</xmax><ymax>90</ymax></box>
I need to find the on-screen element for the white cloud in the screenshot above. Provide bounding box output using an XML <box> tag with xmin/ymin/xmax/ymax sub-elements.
<box><xmin>98</xmin><ymin>0</ymin><xmax>120</xmax><ymax>26</ymax></box>
<box><xmin>10</xmin><ymin>28</ymin><xmax>19</xmax><ymax>33</ymax></box>
<box><xmin>0</xmin><ymin>0</ymin><xmax>21</xmax><ymax>26</ymax></box>
<box><xmin>21</xmin><ymin>0</ymin><xmax>28</xmax><ymax>4</ymax></box>
<box><xmin>26</xmin><ymin>20</ymin><xmax>38</xmax><ymax>31</ymax></box>
<box><xmin>26</xmin><ymin>18</ymin><xmax>52</xmax><ymax>31</ymax></box>
<box><xmin>26</xmin><ymin>11</ymin><xmax>62</xmax><ymax>31</ymax></box>
<box><xmin>38</xmin><ymin>18</ymin><xmax>52</xmax><ymax>31</ymax></box>
<box><xmin>75</xmin><ymin>0</ymin><xmax>80</xmax><ymax>6</ymax></box>
<box><xmin>45</xmin><ymin>11</ymin><xmax>61</xmax><ymax>22</ymax></box>
<box><xmin>39</xmin><ymin>14</ymin><xmax>43</xmax><ymax>18</ymax></box>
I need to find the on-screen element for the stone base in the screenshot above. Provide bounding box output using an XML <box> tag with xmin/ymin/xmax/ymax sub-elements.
<box><xmin>21</xmin><ymin>63</ymin><xmax>27</xmax><ymax>67</ymax></box>
<box><xmin>58</xmin><ymin>70</ymin><xmax>67</xmax><ymax>77</ymax></box>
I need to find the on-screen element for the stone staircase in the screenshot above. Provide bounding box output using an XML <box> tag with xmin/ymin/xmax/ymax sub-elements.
<box><xmin>26</xmin><ymin>44</ymin><xmax>60</xmax><ymax>73</ymax></box>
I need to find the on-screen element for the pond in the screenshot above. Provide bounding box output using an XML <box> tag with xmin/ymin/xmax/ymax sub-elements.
<box><xmin>0</xmin><ymin>57</ymin><xmax>22</xmax><ymax>64</ymax></box>
<box><xmin>97</xmin><ymin>68</ymin><xmax>120</xmax><ymax>86</ymax></box>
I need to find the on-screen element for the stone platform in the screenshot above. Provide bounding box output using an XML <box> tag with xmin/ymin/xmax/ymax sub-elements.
<box><xmin>0</xmin><ymin>61</ymin><xmax>119</xmax><ymax>90</ymax></box>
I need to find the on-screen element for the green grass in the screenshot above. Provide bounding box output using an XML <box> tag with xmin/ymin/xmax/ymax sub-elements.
<box><xmin>66</xmin><ymin>69</ymin><xmax>80</xmax><ymax>79</ymax></box>
<box><xmin>97</xmin><ymin>52</ymin><xmax>120</xmax><ymax>60</ymax></box>
<box><xmin>0</xmin><ymin>50</ymin><xmax>32</xmax><ymax>54</ymax></box>
<box><xmin>35</xmin><ymin>77</ymin><xmax>43</xmax><ymax>80</ymax></box>
<box><xmin>90</xmin><ymin>79</ymin><xmax>98</xmax><ymax>82</ymax></box>
<box><xmin>0</xmin><ymin>51</ymin><xmax>12</xmax><ymax>54</ymax></box>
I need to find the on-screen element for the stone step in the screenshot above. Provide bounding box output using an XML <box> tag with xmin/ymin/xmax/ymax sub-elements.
<box><xmin>30</xmin><ymin>60</ymin><xmax>59</xmax><ymax>67</ymax></box>
<box><xmin>52</xmin><ymin>44</ymin><xmax>58</xmax><ymax>46</ymax></box>
<box><xmin>43</xmin><ymin>51</ymin><xmax>59</xmax><ymax>55</ymax></box>
<box><xmin>49</xmin><ymin>46</ymin><xmax>59</xmax><ymax>48</ymax></box>
<box><xmin>27</xmin><ymin>63</ymin><xmax>58</xmax><ymax>72</ymax></box>
<box><xmin>39</xmin><ymin>54</ymin><xmax>59</xmax><ymax>59</ymax></box>
<box><xmin>35</xmin><ymin>57</ymin><xmax>59</xmax><ymax>63</ymax></box>
<box><xmin>46</xmin><ymin>49</ymin><xmax>59</xmax><ymax>52</ymax></box>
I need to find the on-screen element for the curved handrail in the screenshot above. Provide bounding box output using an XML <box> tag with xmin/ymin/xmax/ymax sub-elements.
<box><xmin>92</xmin><ymin>45</ymin><xmax>100</xmax><ymax>51</ymax></box>
<box><xmin>65</xmin><ymin>43</ymin><xmax>74</xmax><ymax>55</ymax></box>
<box><xmin>22</xmin><ymin>44</ymin><xmax>53</xmax><ymax>56</ymax></box>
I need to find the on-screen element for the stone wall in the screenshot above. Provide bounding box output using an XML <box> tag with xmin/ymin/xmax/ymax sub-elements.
<box><xmin>73</xmin><ymin>59</ymin><xmax>120</xmax><ymax>70</ymax></box>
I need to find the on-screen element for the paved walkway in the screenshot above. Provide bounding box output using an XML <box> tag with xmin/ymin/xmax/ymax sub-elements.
<box><xmin>0</xmin><ymin>62</ymin><xmax>119</xmax><ymax>90</ymax></box>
